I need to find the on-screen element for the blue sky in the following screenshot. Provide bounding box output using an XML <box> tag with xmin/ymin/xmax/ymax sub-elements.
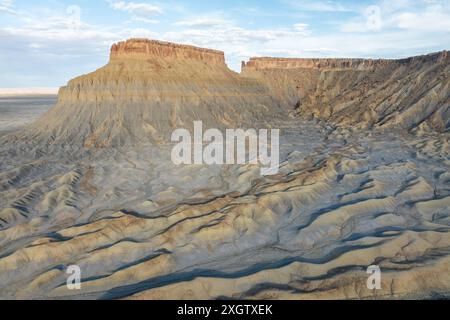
<box><xmin>0</xmin><ymin>0</ymin><xmax>449</xmax><ymax>88</ymax></box>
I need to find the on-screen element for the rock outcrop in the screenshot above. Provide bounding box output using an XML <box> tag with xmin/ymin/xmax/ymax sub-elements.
<box><xmin>242</xmin><ymin>51</ymin><xmax>450</xmax><ymax>132</ymax></box>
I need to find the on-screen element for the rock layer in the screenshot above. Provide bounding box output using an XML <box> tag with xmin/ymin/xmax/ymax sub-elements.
<box><xmin>242</xmin><ymin>51</ymin><xmax>450</xmax><ymax>132</ymax></box>
<box><xmin>110</xmin><ymin>39</ymin><xmax>225</xmax><ymax>64</ymax></box>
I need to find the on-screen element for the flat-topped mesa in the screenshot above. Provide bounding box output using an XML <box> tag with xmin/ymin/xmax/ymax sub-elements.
<box><xmin>110</xmin><ymin>38</ymin><xmax>225</xmax><ymax>64</ymax></box>
<box><xmin>242</xmin><ymin>51</ymin><xmax>450</xmax><ymax>72</ymax></box>
<box><xmin>13</xmin><ymin>38</ymin><xmax>282</xmax><ymax>149</ymax></box>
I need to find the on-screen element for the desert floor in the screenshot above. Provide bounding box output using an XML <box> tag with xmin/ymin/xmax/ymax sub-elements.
<box><xmin>0</xmin><ymin>96</ymin><xmax>449</xmax><ymax>299</ymax></box>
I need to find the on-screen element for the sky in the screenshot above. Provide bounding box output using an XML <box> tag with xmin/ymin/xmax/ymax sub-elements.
<box><xmin>0</xmin><ymin>0</ymin><xmax>449</xmax><ymax>89</ymax></box>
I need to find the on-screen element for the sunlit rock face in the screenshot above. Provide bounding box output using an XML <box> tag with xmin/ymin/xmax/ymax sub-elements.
<box><xmin>242</xmin><ymin>51</ymin><xmax>450</xmax><ymax>132</ymax></box>
<box><xmin>0</xmin><ymin>39</ymin><xmax>449</xmax><ymax>300</ymax></box>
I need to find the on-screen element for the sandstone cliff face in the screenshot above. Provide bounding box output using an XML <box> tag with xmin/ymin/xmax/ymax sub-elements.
<box><xmin>242</xmin><ymin>51</ymin><xmax>450</xmax><ymax>132</ymax></box>
<box><xmin>8</xmin><ymin>39</ymin><xmax>280</xmax><ymax>148</ymax></box>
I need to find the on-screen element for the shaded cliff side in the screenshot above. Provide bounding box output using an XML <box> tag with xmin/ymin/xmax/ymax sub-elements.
<box><xmin>242</xmin><ymin>52</ymin><xmax>450</xmax><ymax>132</ymax></box>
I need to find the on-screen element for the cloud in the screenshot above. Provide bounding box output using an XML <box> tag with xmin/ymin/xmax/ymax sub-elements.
<box><xmin>293</xmin><ymin>23</ymin><xmax>309</xmax><ymax>31</ymax></box>
<box><xmin>174</xmin><ymin>18</ymin><xmax>232</xmax><ymax>28</ymax></box>
<box><xmin>285</xmin><ymin>0</ymin><xmax>357</xmax><ymax>12</ymax></box>
<box><xmin>0</xmin><ymin>0</ymin><xmax>17</xmax><ymax>15</ymax></box>
<box><xmin>0</xmin><ymin>5</ymin><xmax>159</xmax><ymax>59</ymax></box>
<box><xmin>1</xmin><ymin>0</ymin><xmax>12</xmax><ymax>7</ymax></box>
<box><xmin>393</xmin><ymin>5</ymin><xmax>450</xmax><ymax>31</ymax></box>
<box><xmin>340</xmin><ymin>0</ymin><xmax>450</xmax><ymax>33</ymax></box>
<box><xmin>107</xmin><ymin>1</ymin><xmax>162</xmax><ymax>16</ymax></box>
<box><xmin>164</xmin><ymin>24</ymin><xmax>311</xmax><ymax>47</ymax></box>
<box><xmin>130</xmin><ymin>16</ymin><xmax>159</xmax><ymax>24</ymax></box>
<box><xmin>0</xmin><ymin>0</ymin><xmax>12</xmax><ymax>8</ymax></box>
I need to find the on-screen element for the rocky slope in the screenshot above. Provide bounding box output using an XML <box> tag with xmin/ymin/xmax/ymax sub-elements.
<box><xmin>242</xmin><ymin>52</ymin><xmax>450</xmax><ymax>133</ymax></box>
<box><xmin>1</xmin><ymin>122</ymin><xmax>449</xmax><ymax>300</ymax></box>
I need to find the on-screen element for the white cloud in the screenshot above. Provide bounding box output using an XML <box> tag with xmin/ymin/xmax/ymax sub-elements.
<box><xmin>293</xmin><ymin>23</ymin><xmax>309</xmax><ymax>31</ymax></box>
<box><xmin>304</xmin><ymin>47</ymin><xmax>338</xmax><ymax>53</ymax></box>
<box><xmin>285</xmin><ymin>0</ymin><xmax>358</xmax><ymax>12</ymax></box>
<box><xmin>0</xmin><ymin>5</ymin><xmax>159</xmax><ymax>58</ymax></box>
<box><xmin>164</xmin><ymin>25</ymin><xmax>311</xmax><ymax>47</ymax></box>
<box><xmin>130</xmin><ymin>16</ymin><xmax>159</xmax><ymax>24</ymax></box>
<box><xmin>0</xmin><ymin>0</ymin><xmax>17</xmax><ymax>15</ymax></box>
<box><xmin>393</xmin><ymin>6</ymin><xmax>450</xmax><ymax>31</ymax></box>
<box><xmin>1</xmin><ymin>0</ymin><xmax>12</xmax><ymax>7</ymax></box>
<box><xmin>174</xmin><ymin>18</ymin><xmax>232</xmax><ymax>28</ymax></box>
<box><xmin>340</xmin><ymin>0</ymin><xmax>450</xmax><ymax>33</ymax></box>
<box><xmin>107</xmin><ymin>1</ymin><xmax>162</xmax><ymax>16</ymax></box>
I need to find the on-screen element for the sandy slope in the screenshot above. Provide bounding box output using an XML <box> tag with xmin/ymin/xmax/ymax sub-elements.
<box><xmin>0</xmin><ymin>122</ymin><xmax>449</xmax><ymax>299</ymax></box>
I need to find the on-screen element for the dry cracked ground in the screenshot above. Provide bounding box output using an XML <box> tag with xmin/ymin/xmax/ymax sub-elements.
<box><xmin>0</xmin><ymin>113</ymin><xmax>449</xmax><ymax>299</ymax></box>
